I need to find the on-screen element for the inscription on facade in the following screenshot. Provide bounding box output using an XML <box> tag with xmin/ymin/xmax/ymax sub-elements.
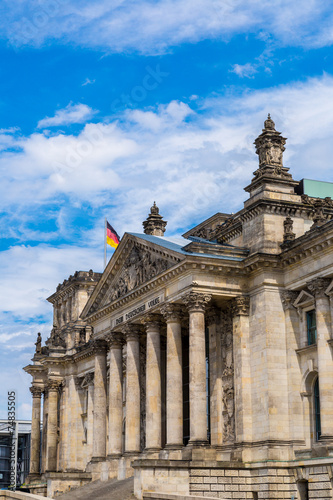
<box><xmin>112</xmin><ymin>294</ymin><xmax>163</xmax><ymax>328</ymax></box>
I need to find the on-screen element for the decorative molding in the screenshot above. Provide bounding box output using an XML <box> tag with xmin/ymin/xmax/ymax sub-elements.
<box><xmin>231</xmin><ymin>296</ymin><xmax>250</xmax><ymax>316</ymax></box>
<box><xmin>48</xmin><ymin>379</ymin><xmax>61</xmax><ymax>392</ymax></box>
<box><xmin>280</xmin><ymin>290</ymin><xmax>298</xmax><ymax>311</ymax></box>
<box><xmin>307</xmin><ymin>277</ymin><xmax>332</xmax><ymax>299</ymax></box>
<box><xmin>30</xmin><ymin>386</ymin><xmax>43</xmax><ymax>398</ymax></box>
<box><xmin>160</xmin><ymin>303</ymin><xmax>183</xmax><ymax>322</ymax></box>
<box><xmin>182</xmin><ymin>292</ymin><xmax>212</xmax><ymax>313</ymax></box>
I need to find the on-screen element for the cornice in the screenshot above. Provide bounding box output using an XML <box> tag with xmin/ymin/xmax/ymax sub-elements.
<box><xmin>280</xmin><ymin>219</ymin><xmax>333</xmax><ymax>267</ymax></box>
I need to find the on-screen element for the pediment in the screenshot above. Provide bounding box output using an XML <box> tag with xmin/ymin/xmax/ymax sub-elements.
<box><xmin>83</xmin><ymin>234</ymin><xmax>183</xmax><ymax>317</ymax></box>
<box><xmin>293</xmin><ymin>290</ymin><xmax>314</xmax><ymax>308</ymax></box>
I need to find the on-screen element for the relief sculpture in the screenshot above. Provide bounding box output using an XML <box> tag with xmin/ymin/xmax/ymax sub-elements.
<box><xmin>221</xmin><ymin>308</ymin><xmax>235</xmax><ymax>443</ymax></box>
<box><xmin>107</xmin><ymin>244</ymin><xmax>174</xmax><ymax>303</ymax></box>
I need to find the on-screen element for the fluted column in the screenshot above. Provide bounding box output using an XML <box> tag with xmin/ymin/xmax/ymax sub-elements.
<box><xmin>92</xmin><ymin>340</ymin><xmax>108</xmax><ymax>459</ymax></box>
<box><xmin>108</xmin><ymin>334</ymin><xmax>123</xmax><ymax>457</ymax></box>
<box><xmin>46</xmin><ymin>380</ymin><xmax>61</xmax><ymax>471</ymax></box>
<box><xmin>29</xmin><ymin>386</ymin><xmax>42</xmax><ymax>476</ymax></box>
<box><xmin>143</xmin><ymin>314</ymin><xmax>162</xmax><ymax>452</ymax></box>
<box><xmin>161</xmin><ymin>304</ymin><xmax>183</xmax><ymax>448</ymax></box>
<box><xmin>308</xmin><ymin>278</ymin><xmax>333</xmax><ymax>440</ymax></box>
<box><xmin>206</xmin><ymin>307</ymin><xmax>223</xmax><ymax>447</ymax></box>
<box><xmin>124</xmin><ymin>326</ymin><xmax>141</xmax><ymax>454</ymax></box>
<box><xmin>183</xmin><ymin>292</ymin><xmax>211</xmax><ymax>445</ymax></box>
<box><xmin>232</xmin><ymin>296</ymin><xmax>252</xmax><ymax>445</ymax></box>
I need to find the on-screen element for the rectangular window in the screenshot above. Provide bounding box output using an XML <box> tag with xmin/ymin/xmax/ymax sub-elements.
<box><xmin>306</xmin><ymin>310</ymin><xmax>317</xmax><ymax>345</ymax></box>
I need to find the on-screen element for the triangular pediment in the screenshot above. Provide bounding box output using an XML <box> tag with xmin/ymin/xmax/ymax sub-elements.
<box><xmin>293</xmin><ymin>290</ymin><xmax>314</xmax><ymax>308</ymax></box>
<box><xmin>82</xmin><ymin>234</ymin><xmax>183</xmax><ymax>318</ymax></box>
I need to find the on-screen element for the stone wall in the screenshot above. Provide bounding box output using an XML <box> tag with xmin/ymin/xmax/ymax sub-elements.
<box><xmin>189</xmin><ymin>465</ymin><xmax>333</xmax><ymax>499</ymax></box>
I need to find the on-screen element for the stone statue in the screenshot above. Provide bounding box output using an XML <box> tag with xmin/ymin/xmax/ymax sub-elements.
<box><xmin>35</xmin><ymin>332</ymin><xmax>42</xmax><ymax>354</ymax></box>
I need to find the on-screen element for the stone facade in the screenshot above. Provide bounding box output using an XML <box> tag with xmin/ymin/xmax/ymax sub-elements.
<box><xmin>24</xmin><ymin>117</ymin><xmax>333</xmax><ymax>499</ymax></box>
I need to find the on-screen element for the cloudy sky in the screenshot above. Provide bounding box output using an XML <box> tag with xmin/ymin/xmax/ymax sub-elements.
<box><xmin>1</xmin><ymin>0</ymin><xmax>333</xmax><ymax>419</ymax></box>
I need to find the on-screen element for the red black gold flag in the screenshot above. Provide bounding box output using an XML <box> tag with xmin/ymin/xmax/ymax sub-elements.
<box><xmin>106</xmin><ymin>221</ymin><xmax>120</xmax><ymax>249</ymax></box>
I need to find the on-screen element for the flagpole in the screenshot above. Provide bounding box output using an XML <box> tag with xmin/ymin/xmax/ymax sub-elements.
<box><xmin>104</xmin><ymin>218</ymin><xmax>107</xmax><ymax>269</ymax></box>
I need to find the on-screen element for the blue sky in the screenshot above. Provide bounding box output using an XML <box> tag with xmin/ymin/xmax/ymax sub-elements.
<box><xmin>1</xmin><ymin>0</ymin><xmax>333</xmax><ymax>419</ymax></box>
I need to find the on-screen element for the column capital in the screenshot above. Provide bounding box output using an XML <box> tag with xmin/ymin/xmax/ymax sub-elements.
<box><xmin>141</xmin><ymin>313</ymin><xmax>161</xmax><ymax>329</ymax></box>
<box><xmin>182</xmin><ymin>292</ymin><xmax>212</xmax><ymax>312</ymax></box>
<box><xmin>231</xmin><ymin>295</ymin><xmax>250</xmax><ymax>316</ymax></box>
<box><xmin>281</xmin><ymin>290</ymin><xmax>298</xmax><ymax>310</ymax></box>
<box><xmin>121</xmin><ymin>324</ymin><xmax>141</xmax><ymax>342</ymax></box>
<box><xmin>91</xmin><ymin>339</ymin><xmax>108</xmax><ymax>354</ymax></box>
<box><xmin>160</xmin><ymin>303</ymin><xmax>182</xmax><ymax>322</ymax></box>
<box><xmin>307</xmin><ymin>278</ymin><xmax>331</xmax><ymax>299</ymax></box>
<box><xmin>30</xmin><ymin>386</ymin><xmax>43</xmax><ymax>398</ymax></box>
<box><xmin>48</xmin><ymin>379</ymin><xmax>61</xmax><ymax>392</ymax></box>
<box><xmin>107</xmin><ymin>333</ymin><xmax>123</xmax><ymax>349</ymax></box>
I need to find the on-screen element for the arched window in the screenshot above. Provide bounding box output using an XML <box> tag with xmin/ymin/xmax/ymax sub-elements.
<box><xmin>314</xmin><ymin>378</ymin><xmax>321</xmax><ymax>441</ymax></box>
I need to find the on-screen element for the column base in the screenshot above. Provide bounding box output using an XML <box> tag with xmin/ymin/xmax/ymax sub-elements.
<box><xmin>123</xmin><ymin>451</ymin><xmax>140</xmax><ymax>457</ymax></box>
<box><xmin>90</xmin><ymin>456</ymin><xmax>106</xmax><ymax>463</ymax></box>
<box><xmin>164</xmin><ymin>443</ymin><xmax>183</xmax><ymax>450</ymax></box>
<box><xmin>188</xmin><ymin>439</ymin><xmax>209</xmax><ymax>447</ymax></box>
<box><xmin>107</xmin><ymin>453</ymin><xmax>123</xmax><ymax>459</ymax></box>
<box><xmin>144</xmin><ymin>447</ymin><xmax>162</xmax><ymax>453</ymax></box>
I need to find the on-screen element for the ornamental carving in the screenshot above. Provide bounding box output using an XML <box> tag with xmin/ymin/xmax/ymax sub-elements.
<box><xmin>283</xmin><ymin>217</ymin><xmax>296</xmax><ymax>243</ymax></box>
<box><xmin>182</xmin><ymin>292</ymin><xmax>212</xmax><ymax>312</ymax></box>
<box><xmin>45</xmin><ymin>326</ymin><xmax>66</xmax><ymax>349</ymax></box>
<box><xmin>107</xmin><ymin>333</ymin><xmax>123</xmax><ymax>349</ymax></box>
<box><xmin>48</xmin><ymin>379</ymin><xmax>61</xmax><ymax>392</ymax></box>
<box><xmin>106</xmin><ymin>245</ymin><xmax>175</xmax><ymax>304</ymax></box>
<box><xmin>91</xmin><ymin>339</ymin><xmax>108</xmax><ymax>353</ymax></box>
<box><xmin>221</xmin><ymin>309</ymin><xmax>235</xmax><ymax>443</ymax></box>
<box><xmin>231</xmin><ymin>296</ymin><xmax>250</xmax><ymax>316</ymax></box>
<box><xmin>30</xmin><ymin>386</ymin><xmax>43</xmax><ymax>398</ymax></box>
<box><xmin>307</xmin><ymin>278</ymin><xmax>331</xmax><ymax>299</ymax></box>
<box><xmin>160</xmin><ymin>303</ymin><xmax>183</xmax><ymax>322</ymax></box>
<box><xmin>141</xmin><ymin>313</ymin><xmax>161</xmax><ymax>329</ymax></box>
<box><xmin>280</xmin><ymin>290</ymin><xmax>298</xmax><ymax>311</ymax></box>
<box><xmin>121</xmin><ymin>324</ymin><xmax>142</xmax><ymax>342</ymax></box>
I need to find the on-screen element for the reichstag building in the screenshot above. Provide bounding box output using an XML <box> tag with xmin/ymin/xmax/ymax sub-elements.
<box><xmin>25</xmin><ymin>116</ymin><xmax>333</xmax><ymax>499</ymax></box>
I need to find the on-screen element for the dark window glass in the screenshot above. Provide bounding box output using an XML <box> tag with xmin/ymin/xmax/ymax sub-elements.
<box><xmin>306</xmin><ymin>310</ymin><xmax>317</xmax><ymax>345</ymax></box>
<box><xmin>314</xmin><ymin>378</ymin><xmax>321</xmax><ymax>441</ymax></box>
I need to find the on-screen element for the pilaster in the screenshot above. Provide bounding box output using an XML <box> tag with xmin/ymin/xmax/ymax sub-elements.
<box><xmin>307</xmin><ymin>278</ymin><xmax>333</xmax><ymax>441</ymax></box>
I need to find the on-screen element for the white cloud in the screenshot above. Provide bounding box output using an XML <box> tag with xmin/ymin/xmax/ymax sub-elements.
<box><xmin>231</xmin><ymin>63</ymin><xmax>257</xmax><ymax>78</ymax></box>
<box><xmin>82</xmin><ymin>78</ymin><xmax>96</xmax><ymax>86</ymax></box>
<box><xmin>37</xmin><ymin>103</ymin><xmax>98</xmax><ymax>128</ymax></box>
<box><xmin>2</xmin><ymin>0</ymin><xmax>333</xmax><ymax>54</ymax></box>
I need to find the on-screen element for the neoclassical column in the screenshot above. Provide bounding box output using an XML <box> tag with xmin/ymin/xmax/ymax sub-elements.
<box><xmin>206</xmin><ymin>307</ymin><xmax>223</xmax><ymax>447</ymax></box>
<box><xmin>124</xmin><ymin>326</ymin><xmax>141</xmax><ymax>454</ymax></box>
<box><xmin>142</xmin><ymin>314</ymin><xmax>162</xmax><ymax>452</ymax></box>
<box><xmin>232</xmin><ymin>296</ymin><xmax>252</xmax><ymax>445</ymax></box>
<box><xmin>183</xmin><ymin>292</ymin><xmax>211</xmax><ymax>445</ymax></box>
<box><xmin>161</xmin><ymin>303</ymin><xmax>183</xmax><ymax>448</ymax></box>
<box><xmin>29</xmin><ymin>386</ymin><xmax>43</xmax><ymax>476</ymax></box>
<box><xmin>46</xmin><ymin>379</ymin><xmax>61</xmax><ymax>471</ymax></box>
<box><xmin>108</xmin><ymin>334</ymin><xmax>123</xmax><ymax>457</ymax></box>
<box><xmin>41</xmin><ymin>388</ymin><xmax>48</xmax><ymax>473</ymax></box>
<box><xmin>92</xmin><ymin>340</ymin><xmax>108</xmax><ymax>460</ymax></box>
<box><xmin>307</xmin><ymin>277</ymin><xmax>333</xmax><ymax>440</ymax></box>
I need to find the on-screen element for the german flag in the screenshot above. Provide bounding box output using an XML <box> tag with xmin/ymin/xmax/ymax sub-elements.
<box><xmin>106</xmin><ymin>221</ymin><xmax>120</xmax><ymax>249</ymax></box>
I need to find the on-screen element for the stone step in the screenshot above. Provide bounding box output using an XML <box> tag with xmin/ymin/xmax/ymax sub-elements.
<box><xmin>55</xmin><ymin>477</ymin><xmax>135</xmax><ymax>500</ymax></box>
